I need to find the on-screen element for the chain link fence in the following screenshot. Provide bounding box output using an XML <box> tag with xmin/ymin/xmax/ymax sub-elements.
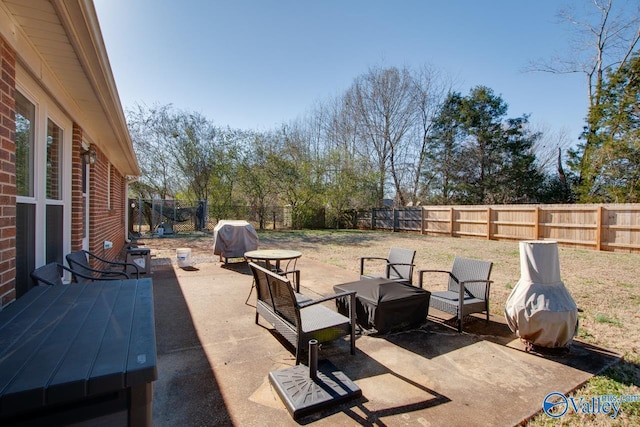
<box><xmin>128</xmin><ymin>199</ymin><xmax>290</xmax><ymax>236</ymax></box>
<box><xmin>128</xmin><ymin>200</ymin><xmax>424</xmax><ymax>237</ymax></box>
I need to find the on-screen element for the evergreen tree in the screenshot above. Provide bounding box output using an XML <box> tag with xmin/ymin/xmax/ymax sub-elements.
<box><xmin>574</xmin><ymin>54</ymin><xmax>640</xmax><ymax>202</ymax></box>
<box><xmin>429</xmin><ymin>86</ymin><xmax>543</xmax><ymax>204</ymax></box>
<box><xmin>423</xmin><ymin>92</ymin><xmax>464</xmax><ymax>203</ymax></box>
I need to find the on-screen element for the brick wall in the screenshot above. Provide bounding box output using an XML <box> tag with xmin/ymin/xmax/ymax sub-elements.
<box><xmin>71</xmin><ymin>124</ymin><xmax>84</xmax><ymax>251</ymax></box>
<box><xmin>0</xmin><ymin>37</ymin><xmax>16</xmax><ymax>307</ymax></box>
<box><xmin>88</xmin><ymin>147</ymin><xmax>127</xmax><ymax>262</ymax></box>
<box><xmin>0</xmin><ymin>37</ymin><xmax>131</xmax><ymax>308</ymax></box>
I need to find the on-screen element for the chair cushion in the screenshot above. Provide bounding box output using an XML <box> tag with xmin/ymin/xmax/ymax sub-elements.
<box><xmin>432</xmin><ymin>290</ymin><xmax>476</xmax><ymax>302</ymax></box>
<box><xmin>300</xmin><ymin>305</ymin><xmax>350</xmax><ymax>334</ymax></box>
<box><xmin>431</xmin><ymin>291</ymin><xmax>486</xmax><ymax>317</ymax></box>
<box><xmin>295</xmin><ymin>292</ymin><xmax>312</xmax><ymax>304</ymax></box>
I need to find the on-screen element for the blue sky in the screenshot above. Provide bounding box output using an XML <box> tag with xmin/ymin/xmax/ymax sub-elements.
<box><xmin>94</xmin><ymin>1</ymin><xmax>591</xmax><ymax>143</ymax></box>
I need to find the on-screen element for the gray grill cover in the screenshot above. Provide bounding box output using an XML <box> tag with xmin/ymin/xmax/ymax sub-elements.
<box><xmin>505</xmin><ymin>241</ymin><xmax>578</xmax><ymax>348</ymax></box>
<box><xmin>213</xmin><ymin>220</ymin><xmax>259</xmax><ymax>258</ymax></box>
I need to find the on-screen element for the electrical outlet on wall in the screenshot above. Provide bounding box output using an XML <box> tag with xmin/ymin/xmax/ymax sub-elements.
<box><xmin>104</xmin><ymin>241</ymin><xmax>113</xmax><ymax>249</ymax></box>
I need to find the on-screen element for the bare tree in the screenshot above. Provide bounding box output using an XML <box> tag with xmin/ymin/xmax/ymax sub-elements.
<box><xmin>409</xmin><ymin>64</ymin><xmax>451</xmax><ymax>205</ymax></box>
<box><xmin>170</xmin><ymin>111</ymin><xmax>239</xmax><ymax>206</ymax></box>
<box><xmin>348</xmin><ymin>65</ymin><xmax>417</xmax><ymax>206</ymax></box>
<box><xmin>237</xmin><ymin>132</ymin><xmax>278</xmax><ymax>229</ymax></box>
<box><xmin>526</xmin><ymin>0</ymin><xmax>639</xmax><ymax>107</ymax></box>
<box><xmin>127</xmin><ymin>103</ymin><xmax>181</xmax><ymax>199</ymax></box>
<box><xmin>526</xmin><ymin>0</ymin><xmax>639</xmax><ymax>195</ymax></box>
<box><xmin>320</xmin><ymin>93</ymin><xmax>359</xmax><ymax>157</ymax></box>
<box><xmin>292</xmin><ymin>93</ymin><xmax>375</xmax><ymax>226</ymax></box>
<box><xmin>529</xmin><ymin>124</ymin><xmax>574</xmax><ymax>173</ymax></box>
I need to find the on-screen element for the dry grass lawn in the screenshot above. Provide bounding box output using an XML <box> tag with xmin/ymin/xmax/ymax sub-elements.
<box><xmin>144</xmin><ymin>229</ymin><xmax>640</xmax><ymax>425</ymax></box>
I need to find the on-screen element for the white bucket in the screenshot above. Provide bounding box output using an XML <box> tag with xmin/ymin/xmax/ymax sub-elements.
<box><xmin>176</xmin><ymin>248</ymin><xmax>192</xmax><ymax>268</ymax></box>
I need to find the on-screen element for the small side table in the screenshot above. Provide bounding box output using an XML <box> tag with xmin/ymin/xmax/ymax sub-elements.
<box><xmin>244</xmin><ymin>249</ymin><xmax>302</xmax><ymax>273</ymax></box>
<box><xmin>126</xmin><ymin>247</ymin><xmax>151</xmax><ymax>275</ymax></box>
<box><xmin>244</xmin><ymin>250</ymin><xmax>303</xmax><ymax>304</ymax></box>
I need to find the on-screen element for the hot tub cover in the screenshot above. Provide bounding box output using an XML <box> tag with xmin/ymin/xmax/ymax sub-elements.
<box><xmin>505</xmin><ymin>241</ymin><xmax>578</xmax><ymax>348</ymax></box>
<box><xmin>213</xmin><ymin>220</ymin><xmax>259</xmax><ymax>259</ymax></box>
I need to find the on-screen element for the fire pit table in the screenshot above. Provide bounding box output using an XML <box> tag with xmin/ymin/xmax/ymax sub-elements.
<box><xmin>333</xmin><ymin>278</ymin><xmax>430</xmax><ymax>334</ymax></box>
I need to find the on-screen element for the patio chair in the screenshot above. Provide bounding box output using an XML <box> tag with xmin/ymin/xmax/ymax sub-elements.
<box><xmin>30</xmin><ymin>262</ymin><xmax>125</xmax><ymax>286</ymax></box>
<box><xmin>360</xmin><ymin>247</ymin><xmax>416</xmax><ymax>284</ymax></box>
<box><xmin>249</xmin><ymin>262</ymin><xmax>356</xmax><ymax>364</ymax></box>
<box><xmin>418</xmin><ymin>256</ymin><xmax>493</xmax><ymax>333</ymax></box>
<box><xmin>66</xmin><ymin>250</ymin><xmax>136</xmax><ymax>283</ymax></box>
<box><xmin>244</xmin><ymin>258</ymin><xmax>302</xmax><ymax>304</ymax></box>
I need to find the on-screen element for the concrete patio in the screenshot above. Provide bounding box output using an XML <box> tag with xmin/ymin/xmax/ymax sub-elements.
<box><xmin>148</xmin><ymin>254</ymin><xmax>620</xmax><ymax>426</ymax></box>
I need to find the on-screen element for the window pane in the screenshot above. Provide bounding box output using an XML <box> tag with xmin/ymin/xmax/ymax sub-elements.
<box><xmin>16</xmin><ymin>92</ymin><xmax>35</xmax><ymax>197</ymax></box>
<box><xmin>82</xmin><ymin>156</ymin><xmax>88</xmax><ymax>239</ymax></box>
<box><xmin>46</xmin><ymin>119</ymin><xmax>63</xmax><ymax>200</ymax></box>
<box><xmin>46</xmin><ymin>204</ymin><xmax>64</xmax><ymax>264</ymax></box>
<box><xmin>82</xmin><ymin>154</ymin><xmax>87</xmax><ymax>193</ymax></box>
<box><xmin>83</xmin><ymin>194</ymin><xmax>88</xmax><ymax>239</ymax></box>
<box><xmin>16</xmin><ymin>203</ymin><xmax>36</xmax><ymax>297</ymax></box>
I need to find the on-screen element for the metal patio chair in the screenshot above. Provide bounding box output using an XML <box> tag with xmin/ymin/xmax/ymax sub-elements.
<box><xmin>418</xmin><ymin>256</ymin><xmax>493</xmax><ymax>332</ymax></box>
<box><xmin>31</xmin><ymin>262</ymin><xmax>124</xmax><ymax>287</ymax></box>
<box><xmin>360</xmin><ymin>247</ymin><xmax>416</xmax><ymax>285</ymax></box>
<box><xmin>66</xmin><ymin>250</ymin><xmax>136</xmax><ymax>283</ymax></box>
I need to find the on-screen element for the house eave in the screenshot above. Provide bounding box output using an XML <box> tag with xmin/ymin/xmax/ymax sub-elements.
<box><xmin>0</xmin><ymin>0</ymin><xmax>140</xmax><ymax>177</ymax></box>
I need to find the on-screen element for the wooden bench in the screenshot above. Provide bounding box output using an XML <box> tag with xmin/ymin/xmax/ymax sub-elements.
<box><xmin>249</xmin><ymin>262</ymin><xmax>357</xmax><ymax>364</ymax></box>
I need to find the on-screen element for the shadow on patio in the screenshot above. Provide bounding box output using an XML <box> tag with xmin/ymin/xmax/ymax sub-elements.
<box><xmin>151</xmin><ymin>262</ymin><xmax>233</xmax><ymax>426</ymax></box>
<box><xmin>148</xmin><ymin>256</ymin><xmax>622</xmax><ymax>426</ymax></box>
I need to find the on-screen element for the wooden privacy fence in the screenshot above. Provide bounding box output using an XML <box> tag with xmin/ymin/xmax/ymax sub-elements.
<box><xmin>357</xmin><ymin>204</ymin><xmax>640</xmax><ymax>253</ymax></box>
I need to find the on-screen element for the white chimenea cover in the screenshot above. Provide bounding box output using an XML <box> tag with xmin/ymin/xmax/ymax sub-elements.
<box><xmin>505</xmin><ymin>241</ymin><xmax>578</xmax><ymax>348</ymax></box>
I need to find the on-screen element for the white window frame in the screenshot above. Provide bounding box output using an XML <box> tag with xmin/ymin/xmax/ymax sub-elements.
<box><xmin>15</xmin><ymin>85</ymin><xmax>38</xmax><ymax>206</ymax></box>
<box><xmin>16</xmin><ymin>67</ymin><xmax>72</xmax><ymax>268</ymax></box>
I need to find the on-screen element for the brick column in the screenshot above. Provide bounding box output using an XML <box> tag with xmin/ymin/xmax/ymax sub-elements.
<box><xmin>70</xmin><ymin>124</ymin><xmax>84</xmax><ymax>251</ymax></box>
<box><xmin>0</xmin><ymin>37</ymin><xmax>16</xmax><ymax>307</ymax></box>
